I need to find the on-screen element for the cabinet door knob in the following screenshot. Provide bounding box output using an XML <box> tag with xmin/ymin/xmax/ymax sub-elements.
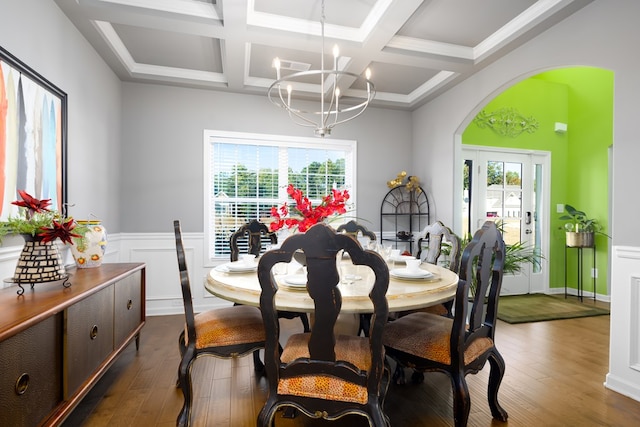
<box><xmin>90</xmin><ymin>325</ymin><xmax>99</xmax><ymax>340</ymax></box>
<box><xmin>15</xmin><ymin>373</ymin><xmax>30</xmax><ymax>395</ymax></box>
<box><xmin>127</xmin><ymin>299</ymin><xmax>133</xmax><ymax>310</ymax></box>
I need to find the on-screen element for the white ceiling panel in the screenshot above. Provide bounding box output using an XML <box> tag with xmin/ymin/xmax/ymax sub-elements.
<box><xmin>54</xmin><ymin>0</ymin><xmax>594</xmax><ymax>110</ymax></box>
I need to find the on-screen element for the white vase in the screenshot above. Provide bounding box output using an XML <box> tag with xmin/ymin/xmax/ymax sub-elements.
<box><xmin>70</xmin><ymin>220</ymin><xmax>108</xmax><ymax>268</ymax></box>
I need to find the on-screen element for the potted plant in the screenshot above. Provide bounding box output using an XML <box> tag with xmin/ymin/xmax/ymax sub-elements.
<box><xmin>437</xmin><ymin>221</ymin><xmax>542</xmax><ymax>298</ymax></box>
<box><xmin>0</xmin><ymin>190</ymin><xmax>87</xmax><ymax>292</ymax></box>
<box><xmin>559</xmin><ymin>204</ymin><xmax>604</xmax><ymax>247</ymax></box>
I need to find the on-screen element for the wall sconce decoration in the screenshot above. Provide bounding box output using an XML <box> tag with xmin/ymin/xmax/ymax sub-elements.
<box><xmin>474</xmin><ymin>107</ymin><xmax>539</xmax><ymax>137</ymax></box>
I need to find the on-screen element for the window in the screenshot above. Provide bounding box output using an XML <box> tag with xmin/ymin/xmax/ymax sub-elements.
<box><xmin>204</xmin><ymin>130</ymin><xmax>356</xmax><ymax>263</ymax></box>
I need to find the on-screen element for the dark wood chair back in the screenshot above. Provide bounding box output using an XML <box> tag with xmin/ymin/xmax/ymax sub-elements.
<box><xmin>175</xmin><ymin>220</ymin><xmax>197</xmax><ymax>346</ymax></box>
<box><xmin>257</xmin><ymin>223</ymin><xmax>390</xmax><ymax>426</ymax></box>
<box><xmin>417</xmin><ymin>221</ymin><xmax>461</xmax><ymax>273</ymax></box>
<box><xmin>229</xmin><ymin>219</ymin><xmax>277</xmax><ymax>262</ymax></box>
<box><xmin>336</xmin><ymin>220</ymin><xmax>377</xmax><ymax>242</ymax></box>
<box><xmin>457</xmin><ymin>220</ymin><xmax>505</xmax><ymax>342</ymax></box>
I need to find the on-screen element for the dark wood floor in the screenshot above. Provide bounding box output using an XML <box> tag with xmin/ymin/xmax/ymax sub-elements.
<box><xmin>63</xmin><ymin>299</ymin><xmax>640</xmax><ymax>426</ymax></box>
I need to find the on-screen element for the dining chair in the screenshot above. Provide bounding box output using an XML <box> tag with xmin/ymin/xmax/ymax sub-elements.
<box><xmin>229</xmin><ymin>219</ymin><xmax>310</xmax><ymax>334</ymax></box>
<box><xmin>336</xmin><ymin>220</ymin><xmax>378</xmax><ymax>336</ymax></box>
<box><xmin>256</xmin><ymin>223</ymin><xmax>391</xmax><ymax>426</ymax></box>
<box><xmin>337</xmin><ymin>220</ymin><xmax>377</xmax><ymax>245</ymax></box>
<box><xmin>382</xmin><ymin>221</ymin><xmax>508</xmax><ymax>427</ymax></box>
<box><xmin>174</xmin><ymin>220</ymin><xmax>266</xmax><ymax>427</ymax></box>
<box><xmin>413</xmin><ymin>220</ymin><xmax>462</xmax><ymax>317</ymax></box>
<box><xmin>229</xmin><ymin>219</ymin><xmax>277</xmax><ymax>262</ymax></box>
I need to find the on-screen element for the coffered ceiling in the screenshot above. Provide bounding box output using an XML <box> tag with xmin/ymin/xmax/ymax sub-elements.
<box><xmin>54</xmin><ymin>0</ymin><xmax>593</xmax><ymax>110</ymax></box>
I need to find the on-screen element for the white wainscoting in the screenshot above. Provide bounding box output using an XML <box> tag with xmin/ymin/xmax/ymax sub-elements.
<box><xmin>606</xmin><ymin>246</ymin><xmax>640</xmax><ymax>402</ymax></box>
<box><xmin>0</xmin><ymin>232</ymin><xmax>233</xmax><ymax>317</ymax></box>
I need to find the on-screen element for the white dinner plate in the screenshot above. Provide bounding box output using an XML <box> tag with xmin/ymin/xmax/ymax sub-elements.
<box><xmin>283</xmin><ymin>274</ymin><xmax>307</xmax><ymax>286</ymax></box>
<box><xmin>389</xmin><ymin>255</ymin><xmax>417</xmax><ymax>263</ymax></box>
<box><xmin>280</xmin><ymin>275</ymin><xmax>308</xmax><ymax>291</ymax></box>
<box><xmin>390</xmin><ymin>268</ymin><xmax>434</xmax><ymax>280</ymax></box>
<box><xmin>215</xmin><ymin>262</ymin><xmax>256</xmax><ymax>274</ymax></box>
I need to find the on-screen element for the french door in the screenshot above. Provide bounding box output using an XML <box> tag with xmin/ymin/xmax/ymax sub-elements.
<box><xmin>461</xmin><ymin>147</ymin><xmax>549</xmax><ymax>295</ymax></box>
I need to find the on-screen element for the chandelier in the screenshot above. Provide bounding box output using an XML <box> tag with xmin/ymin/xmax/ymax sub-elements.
<box><xmin>267</xmin><ymin>0</ymin><xmax>375</xmax><ymax>137</ymax></box>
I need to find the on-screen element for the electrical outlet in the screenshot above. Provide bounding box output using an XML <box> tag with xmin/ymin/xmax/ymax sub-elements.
<box><xmin>557</xmin><ymin>204</ymin><xmax>565</xmax><ymax>213</ymax></box>
<box><xmin>591</xmin><ymin>268</ymin><xmax>598</xmax><ymax>278</ymax></box>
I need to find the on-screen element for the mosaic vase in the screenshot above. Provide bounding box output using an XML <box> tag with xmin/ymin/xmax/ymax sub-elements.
<box><xmin>12</xmin><ymin>234</ymin><xmax>67</xmax><ymax>294</ymax></box>
<box><xmin>69</xmin><ymin>220</ymin><xmax>108</xmax><ymax>268</ymax></box>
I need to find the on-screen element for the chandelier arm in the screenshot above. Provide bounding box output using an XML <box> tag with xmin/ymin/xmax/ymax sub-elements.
<box><xmin>273</xmin><ymin>84</ymin><xmax>318</xmax><ymax>128</ymax></box>
<box><xmin>323</xmin><ymin>77</ymin><xmax>338</xmax><ymax>130</ymax></box>
<box><xmin>330</xmin><ymin>94</ymin><xmax>374</xmax><ymax>127</ymax></box>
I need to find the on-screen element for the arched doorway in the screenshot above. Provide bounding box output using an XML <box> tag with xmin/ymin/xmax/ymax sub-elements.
<box><xmin>454</xmin><ymin>66</ymin><xmax>613</xmax><ymax>298</ymax></box>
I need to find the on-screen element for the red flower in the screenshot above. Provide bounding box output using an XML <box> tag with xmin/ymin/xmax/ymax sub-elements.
<box><xmin>39</xmin><ymin>218</ymin><xmax>82</xmax><ymax>244</ymax></box>
<box><xmin>11</xmin><ymin>190</ymin><xmax>51</xmax><ymax>219</ymax></box>
<box><xmin>270</xmin><ymin>184</ymin><xmax>350</xmax><ymax>232</ymax></box>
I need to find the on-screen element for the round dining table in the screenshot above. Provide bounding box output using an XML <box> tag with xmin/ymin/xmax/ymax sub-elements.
<box><xmin>206</xmin><ymin>259</ymin><xmax>458</xmax><ymax>314</ymax></box>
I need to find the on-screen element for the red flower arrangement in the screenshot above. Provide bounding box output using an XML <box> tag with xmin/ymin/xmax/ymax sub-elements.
<box><xmin>270</xmin><ymin>184</ymin><xmax>350</xmax><ymax>233</ymax></box>
<box><xmin>0</xmin><ymin>190</ymin><xmax>82</xmax><ymax>244</ymax></box>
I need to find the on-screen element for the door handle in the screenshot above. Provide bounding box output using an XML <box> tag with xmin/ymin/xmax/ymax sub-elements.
<box><xmin>525</xmin><ymin>211</ymin><xmax>532</xmax><ymax>225</ymax></box>
<box><xmin>525</xmin><ymin>229</ymin><xmax>532</xmax><ymax>234</ymax></box>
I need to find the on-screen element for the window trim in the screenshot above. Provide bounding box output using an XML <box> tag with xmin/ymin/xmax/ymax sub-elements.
<box><xmin>204</xmin><ymin>130</ymin><xmax>357</xmax><ymax>266</ymax></box>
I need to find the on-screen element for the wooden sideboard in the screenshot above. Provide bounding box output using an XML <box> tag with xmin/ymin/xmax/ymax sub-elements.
<box><xmin>0</xmin><ymin>263</ymin><xmax>146</xmax><ymax>427</ymax></box>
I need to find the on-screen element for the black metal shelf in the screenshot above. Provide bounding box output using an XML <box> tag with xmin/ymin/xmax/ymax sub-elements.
<box><xmin>380</xmin><ymin>185</ymin><xmax>430</xmax><ymax>254</ymax></box>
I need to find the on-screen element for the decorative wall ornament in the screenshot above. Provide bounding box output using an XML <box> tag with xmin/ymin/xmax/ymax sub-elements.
<box><xmin>474</xmin><ymin>107</ymin><xmax>539</xmax><ymax>137</ymax></box>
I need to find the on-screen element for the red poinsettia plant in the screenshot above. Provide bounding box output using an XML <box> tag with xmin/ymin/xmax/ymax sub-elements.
<box><xmin>270</xmin><ymin>184</ymin><xmax>350</xmax><ymax>233</ymax></box>
<box><xmin>0</xmin><ymin>190</ymin><xmax>82</xmax><ymax>244</ymax></box>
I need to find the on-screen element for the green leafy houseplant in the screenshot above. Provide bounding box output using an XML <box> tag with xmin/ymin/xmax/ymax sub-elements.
<box><xmin>559</xmin><ymin>204</ymin><xmax>603</xmax><ymax>233</ymax></box>
<box><xmin>440</xmin><ymin>221</ymin><xmax>542</xmax><ymax>297</ymax></box>
<box><xmin>0</xmin><ymin>190</ymin><xmax>83</xmax><ymax>244</ymax></box>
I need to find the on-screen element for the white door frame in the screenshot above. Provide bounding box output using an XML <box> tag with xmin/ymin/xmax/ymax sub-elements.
<box><xmin>457</xmin><ymin>145</ymin><xmax>551</xmax><ymax>294</ymax></box>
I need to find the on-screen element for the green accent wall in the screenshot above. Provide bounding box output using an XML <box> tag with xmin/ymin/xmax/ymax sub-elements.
<box><xmin>462</xmin><ymin>67</ymin><xmax>613</xmax><ymax>296</ymax></box>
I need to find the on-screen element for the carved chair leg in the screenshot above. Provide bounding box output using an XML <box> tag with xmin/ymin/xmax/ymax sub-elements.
<box><xmin>176</xmin><ymin>331</ymin><xmax>186</xmax><ymax>387</ymax></box>
<box><xmin>359</xmin><ymin>314</ymin><xmax>371</xmax><ymax>336</ymax></box>
<box><xmin>391</xmin><ymin>362</ymin><xmax>406</xmax><ymax>385</ymax></box>
<box><xmin>488</xmin><ymin>349</ymin><xmax>508</xmax><ymax>421</ymax></box>
<box><xmin>299</xmin><ymin>313</ymin><xmax>310</xmax><ymax>332</ymax></box>
<box><xmin>177</xmin><ymin>350</ymin><xmax>195</xmax><ymax>427</ymax></box>
<box><xmin>450</xmin><ymin>371</ymin><xmax>471</xmax><ymax>427</ymax></box>
<box><xmin>253</xmin><ymin>350</ymin><xmax>265</xmax><ymax>372</ymax></box>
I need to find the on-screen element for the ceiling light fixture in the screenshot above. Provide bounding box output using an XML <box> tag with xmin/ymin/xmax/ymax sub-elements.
<box><xmin>267</xmin><ymin>0</ymin><xmax>375</xmax><ymax>137</ymax></box>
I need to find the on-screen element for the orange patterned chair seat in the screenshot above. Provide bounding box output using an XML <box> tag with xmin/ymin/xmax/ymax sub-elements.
<box><xmin>277</xmin><ymin>333</ymin><xmax>377</xmax><ymax>405</ymax></box>
<box><xmin>383</xmin><ymin>312</ymin><xmax>493</xmax><ymax>366</ymax></box>
<box><xmin>186</xmin><ymin>305</ymin><xmax>265</xmax><ymax>349</ymax></box>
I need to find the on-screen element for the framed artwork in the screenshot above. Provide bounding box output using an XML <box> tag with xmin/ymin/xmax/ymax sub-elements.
<box><xmin>0</xmin><ymin>45</ymin><xmax>67</xmax><ymax>220</ymax></box>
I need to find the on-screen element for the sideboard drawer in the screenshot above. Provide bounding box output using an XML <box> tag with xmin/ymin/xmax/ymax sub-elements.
<box><xmin>0</xmin><ymin>314</ymin><xmax>63</xmax><ymax>427</ymax></box>
<box><xmin>114</xmin><ymin>270</ymin><xmax>142</xmax><ymax>346</ymax></box>
<box><xmin>64</xmin><ymin>285</ymin><xmax>115</xmax><ymax>397</ymax></box>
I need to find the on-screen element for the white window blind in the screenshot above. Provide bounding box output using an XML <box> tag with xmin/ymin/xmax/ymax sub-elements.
<box><xmin>204</xmin><ymin>130</ymin><xmax>356</xmax><ymax>264</ymax></box>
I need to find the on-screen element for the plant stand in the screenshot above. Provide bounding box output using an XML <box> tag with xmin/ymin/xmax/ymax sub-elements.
<box><xmin>564</xmin><ymin>244</ymin><xmax>596</xmax><ymax>302</ymax></box>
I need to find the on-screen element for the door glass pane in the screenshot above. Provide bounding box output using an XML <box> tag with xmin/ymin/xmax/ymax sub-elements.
<box><xmin>462</xmin><ymin>160</ymin><xmax>471</xmax><ymax>239</ymax></box>
<box><xmin>533</xmin><ymin>163</ymin><xmax>542</xmax><ymax>273</ymax></box>
<box><xmin>486</xmin><ymin>161</ymin><xmax>522</xmax><ymax>245</ymax></box>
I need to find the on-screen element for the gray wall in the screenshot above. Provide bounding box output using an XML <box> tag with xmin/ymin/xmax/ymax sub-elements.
<box><xmin>4</xmin><ymin>0</ymin><xmax>640</xmax><ymax>248</ymax></box>
<box><xmin>1</xmin><ymin>0</ymin><xmax>122</xmax><ymax>232</ymax></box>
<box><xmin>120</xmin><ymin>83</ymin><xmax>412</xmax><ymax>232</ymax></box>
<box><xmin>1</xmin><ymin>1</ymin><xmax>411</xmax><ymax>237</ymax></box>
<box><xmin>412</xmin><ymin>0</ymin><xmax>640</xmax><ymax>247</ymax></box>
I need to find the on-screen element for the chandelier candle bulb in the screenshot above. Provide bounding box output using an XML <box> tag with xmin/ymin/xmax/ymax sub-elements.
<box><xmin>274</xmin><ymin>57</ymin><xmax>281</xmax><ymax>79</ymax></box>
